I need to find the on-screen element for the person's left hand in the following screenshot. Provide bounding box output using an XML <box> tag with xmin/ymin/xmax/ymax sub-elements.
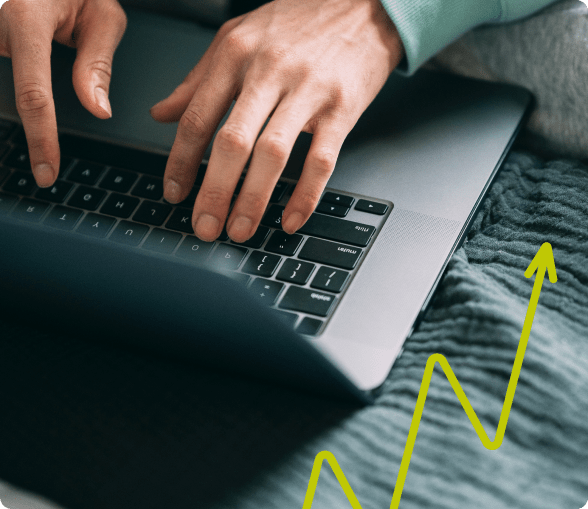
<box><xmin>150</xmin><ymin>0</ymin><xmax>404</xmax><ymax>243</ymax></box>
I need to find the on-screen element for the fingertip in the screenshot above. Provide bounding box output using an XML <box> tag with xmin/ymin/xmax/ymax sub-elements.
<box><xmin>32</xmin><ymin>164</ymin><xmax>56</xmax><ymax>188</ymax></box>
<box><xmin>282</xmin><ymin>211</ymin><xmax>304</xmax><ymax>235</ymax></box>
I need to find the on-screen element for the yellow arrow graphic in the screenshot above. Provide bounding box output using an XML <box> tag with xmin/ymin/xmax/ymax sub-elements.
<box><xmin>302</xmin><ymin>242</ymin><xmax>558</xmax><ymax>509</ymax></box>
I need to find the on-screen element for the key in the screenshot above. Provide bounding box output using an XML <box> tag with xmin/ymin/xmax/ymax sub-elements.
<box><xmin>242</xmin><ymin>251</ymin><xmax>281</xmax><ymax>277</ymax></box>
<box><xmin>276</xmin><ymin>259</ymin><xmax>315</xmax><ymax>285</ymax></box>
<box><xmin>35</xmin><ymin>180</ymin><xmax>73</xmax><ymax>203</ymax></box>
<box><xmin>165</xmin><ymin>208</ymin><xmax>194</xmax><ymax>234</ymax></box>
<box><xmin>108</xmin><ymin>220</ymin><xmax>149</xmax><ymax>246</ymax></box>
<box><xmin>299</xmin><ymin>237</ymin><xmax>362</xmax><ymax>270</ymax></box>
<box><xmin>67</xmin><ymin>161</ymin><xmax>105</xmax><ymax>186</ymax></box>
<box><xmin>321</xmin><ymin>192</ymin><xmax>354</xmax><ymax>208</ymax></box>
<box><xmin>0</xmin><ymin>166</ymin><xmax>9</xmax><ymax>186</ymax></box>
<box><xmin>231</xmin><ymin>226</ymin><xmax>270</xmax><ymax>249</ymax></box>
<box><xmin>311</xmin><ymin>267</ymin><xmax>349</xmax><ymax>293</ymax></box>
<box><xmin>316</xmin><ymin>201</ymin><xmax>349</xmax><ymax>217</ymax></box>
<box><xmin>264</xmin><ymin>230</ymin><xmax>303</xmax><ymax>256</ymax></box>
<box><xmin>76</xmin><ymin>213</ymin><xmax>115</xmax><ymax>238</ymax></box>
<box><xmin>68</xmin><ymin>186</ymin><xmax>106</xmax><ymax>211</ymax></box>
<box><xmin>0</xmin><ymin>143</ymin><xmax>8</xmax><ymax>160</ymax></box>
<box><xmin>133</xmin><ymin>201</ymin><xmax>172</xmax><ymax>226</ymax></box>
<box><xmin>132</xmin><ymin>176</ymin><xmax>164</xmax><ymax>201</ymax></box>
<box><xmin>355</xmin><ymin>199</ymin><xmax>389</xmax><ymax>215</ymax></box>
<box><xmin>0</xmin><ymin>193</ymin><xmax>18</xmax><ymax>213</ymax></box>
<box><xmin>270</xmin><ymin>181</ymin><xmax>289</xmax><ymax>202</ymax></box>
<box><xmin>3</xmin><ymin>147</ymin><xmax>31</xmax><ymax>171</ymax></box>
<box><xmin>248</xmin><ymin>278</ymin><xmax>284</xmax><ymax>306</ymax></box>
<box><xmin>296</xmin><ymin>317</ymin><xmax>324</xmax><ymax>336</ymax></box>
<box><xmin>209</xmin><ymin>244</ymin><xmax>248</xmax><ymax>271</ymax></box>
<box><xmin>141</xmin><ymin>228</ymin><xmax>182</xmax><ymax>254</ymax></box>
<box><xmin>3</xmin><ymin>171</ymin><xmax>37</xmax><ymax>195</ymax></box>
<box><xmin>99</xmin><ymin>168</ymin><xmax>138</xmax><ymax>193</ymax></box>
<box><xmin>11</xmin><ymin>198</ymin><xmax>49</xmax><ymax>222</ymax></box>
<box><xmin>44</xmin><ymin>205</ymin><xmax>82</xmax><ymax>231</ymax></box>
<box><xmin>274</xmin><ymin>310</ymin><xmax>298</xmax><ymax>328</ymax></box>
<box><xmin>225</xmin><ymin>272</ymin><xmax>251</xmax><ymax>286</ymax></box>
<box><xmin>175</xmin><ymin>235</ymin><xmax>214</xmax><ymax>262</ymax></box>
<box><xmin>100</xmin><ymin>193</ymin><xmax>140</xmax><ymax>218</ymax></box>
<box><xmin>261</xmin><ymin>205</ymin><xmax>284</xmax><ymax>229</ymax></box>
<box><xmin>177</xmin><ymin>187</ymin><xmax>199</xmax><ymax>208</ymax></box>
<box><xmin>279</xmin><ymin>287</ymin><xmax>336</xmax><ymax>317</ymax></box>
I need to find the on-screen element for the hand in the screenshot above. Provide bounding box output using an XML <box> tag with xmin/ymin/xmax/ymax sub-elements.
<box><xmin>0</xmin><ymin>0</ymin><xmax>127</xmax><ymax>187</ymax></box>
<box><xmin>151</xmin><ymin>0</ymin><xmax>404</xmax><ymax>242</ymax></box>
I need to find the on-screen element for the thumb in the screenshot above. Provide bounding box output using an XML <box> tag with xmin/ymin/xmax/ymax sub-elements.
<box><xmin>71</xmin><ymin>2</ymin><xmax>127</xmax><ymax>119</ymax></box>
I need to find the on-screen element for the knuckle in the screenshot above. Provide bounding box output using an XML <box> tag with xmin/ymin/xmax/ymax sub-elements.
<box><xmin>16</xmin><ymin>84</ymin><xmax>51</xmax><ymax>114</ymax></box>
<box><xmin>179</xmin><ymin>108</ymin><xmax>207</xmax><ymax>139</ymax></box>
<box><xmin>310</xmin><ymin>149</ymin><xmax>337</xmax><ymax>176</ymax></box>
<box><xmin>260</xmin><ymin>44</ymin><xmax>289</xmax><ymax>66</ymax></box>
<box><xmin>216</xmin><ymin>123</ymin><xmax>252</xmax><ymax>154</ymax></box>
<box><xmin>236</xmin><ymin>190</ymin><xmax>268</xmax><ymax>215</ymax></box>
<box><xmin>222</xmin><ymin>29</ymin><xmax>251</xmax><ymax>59</ymax></box>
<box><xmin>88</xmin><ymin>57</ymin><xmax>113</xmax><ymax>81</ymax></box>
<box><xmin>198</xmin><ymin>185</ymin><xmax>233</xmax><ymax>208</ymax></box>
<box><xmin>258</xmin><ymin>133</ymin><xmax>290</xmax><ymax>163</ymax></box>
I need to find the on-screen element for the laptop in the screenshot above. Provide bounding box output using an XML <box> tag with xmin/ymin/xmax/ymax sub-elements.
<box><xmin>0</xmin><ymin>8</ymin><xmax>531</xmax><ymax>403</ymax></box>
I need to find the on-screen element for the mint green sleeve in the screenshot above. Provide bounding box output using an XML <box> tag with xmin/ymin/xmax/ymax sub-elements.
<box><xmin>380</xmin><ymin>0</ymin><xmax>557</xmax><ymax>74</ymax></box>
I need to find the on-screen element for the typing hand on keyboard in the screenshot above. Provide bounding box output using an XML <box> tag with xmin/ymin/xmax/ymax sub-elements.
<box><xmin>149</xmin><ymin>0</ymin><xmax>404</xmax><ymax>244</ymax></box>
<box><xmin>0</xmin><ymin>0</ymin><xmax>127</xmax><ymax>187</ymax></box>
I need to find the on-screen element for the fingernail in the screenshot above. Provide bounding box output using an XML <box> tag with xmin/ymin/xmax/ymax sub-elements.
<box><xmin>228</xmin><ymin>216</ymin><xmax>253</xmax><ymax>242</ymax></box>
<box><xmin>32</xmin><ymin>164</ymin><xmax>55</xmax><ymax>188</ymax></box>
<box><xmin>94</xmin><ymin>87</ymin><xmax>112</xmax><ymax>118</ymax></box>
<box><xmin>282</xmin><ymin>212</ymin><xmax>304</xmax><ymax>234</ymax></box>
<box><xmin>195</xmin><ymin>214</ymin><xmax>220</xmax><ymax>240</ymax></box>
<box><xmin>165</xmin><ymin>180</ymin><xmax>182</xmax><ymax>203</ymax></box>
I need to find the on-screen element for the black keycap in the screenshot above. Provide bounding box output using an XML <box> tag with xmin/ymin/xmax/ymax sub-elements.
<box><xmin>297</xmin><ymin>317</ymin><xmax>324</xmax><ymax>336</ymax></box>
<box><xmin>100</xmin><ymin>193</ymin><xmax>140</xmax><ymax>218</ymax></box>
<box><xmin>133</xmin><ymin>201</ymin><xmax>172</xmax><ymax>226</ymax></box>
<box><xmin>0</xmin><ymin>193</ymin><xmax>17</xmax><ymax>213</ymax></box>
<box><xmin>68</xmin><ymin>186</ymin><xmax>106</xmax><ymax>211</ymax></box>
<box><xmin>311</xmin><ymin>267</ymin><xmax>349</xmax><ymax>293</ymax></box>
<box><xmin>76</xmin><ymin>213</ymin><xmax>115</xmax><ymax>238</ymax></box>
<box><xmin>108</xmin><ymin>220</ymin><xmax>149</xmax><ymax>246</ymax></box>
<box><xmin>218</xmin><ymin>228</ymin><xmax>229</xmax><ymax>241</ymax></box>
<box><xmin>316</xmin><ymin>201</ymin><xmax>349</xmax><ymax>217</ymax></box>
<box><xmin>355</xmin><ymin>199</ymin><xmax>389</xmax><ymax>215</ymax></box>
<box><xmin>242</xmin><ymin>251</ymin><xmax>281</xmax><ymax>277</ymax></box>
<box><xmin>0</xmin><ymin>143</ymin><xmax>8</xmax><ymax>160</ymax></box>
<box><xmin>261</xmin><ymin>205</ymin><xmax>284</xmax><ymax>229</ymax></box>
<box><xmin>270</xmin><ymin>181</ymin><xmax>289</xmax><ymax>203</ymax></box>
<box><xmin>0</xmin><ymin>120</ymin><xmax>15</xmax><ymax>140</ymax></box>
<box><xmin>248</xmin><ymin>278</ymin><xmax>284</xmax><ymax>306</ymax></box>
<box><xmin>3</xmin><ymin>171</ymin><xmax>37</xmax><ymax>195</ymax></box>
<box><xmin>274</xmin><ymin>310</ymin><xmax>298</xmax><ymax>328</ymax></box>
<box><xmin>10</xmin><ymin>129</ymin><xmax>28</xmax><ymax>147</ymax></box>
<box><xmin>276</xmin><ymin>259</ymin><xmax>315</xmax><ymax>285</ymax></box>
<box><xmin>231</xmin><ymin>226</ymin><xmax>270</xmax><ymax>249</ymax></box>
<box><xmin>279</xmin><ymin>287</ymin><xmax>336</xmax><ymax>317</ymax></box>
<box><xmin>3</xmin><ymin>147</ymin><xmax>31</xmax><ymax>170</ymax></box>
<box><xmin>177</xmin><ymin>187</ymin><xmax>199</xmax><ymax>208</ymax></box>
<box><xmin>141</xmin><ymin>228</ymin><xmax>182</xmax><ymax>254</ymax></box>
<box><xmin>300</xmin><ymin>213</ymin><xmax>375</xmax><ymax>247</ymax></box>
<box><xmin>99</xmin><ymin>168</ymin><xmax>138</xmax><ymax>193</ymax></box>
<box><xmin>44</xmin><ymin>205</ymin><xmax>83</xmax><ymax>231</ymax></box>
<box><xmin>299</xmin><ymin>237</ymin><xmax>362</xmax><ymax>270</ymax></box>
<box><xmin>11</xmin><ymin>198</ymin><xmax>49</xmax><ymax>222</ymax></box>
<box><xmin>209</xmin><ymin>244</ymin><xmax>248</xmax><ymax>271</ymax></box>
<box><xmin>322</xmin><ymin>192</ymin><xmax>354</xmax><ymax>208</ymax></box>
<box><xmin>175</xmin><ymin>236</ymin><xmax>214</xmax><ymax>262</ymax></box>
<box><xmin>166</xmin><ymin>208</ymin><xmax>194</xmax><ymax>234</ymax></box>
<box><xmin>132</xmin><ymin>176</ymin><xmax>164</xmax><ymax>201</ymax></box>
<box><xmin>35</xmin><ymin>180</ymin><xmax>73</xmax><ymax>203</ymax></box>
<box><xmin>0</xmin><ymin>166</ymin><xmax>9</xmax><ymax>185</ymax></box>
<box><xmin>67</xmin><ymin>161</ymin><xmax>105</xmax><ymax>186</ymax></box>
<box><xmin>225</xmin><ymin>272</ymin><xmax>251</xmax><ymax>286</ymax></box>
<box><xmin>264</xmin><ymin>230</ymin><xmax>303</xmax><ymax>256</ymax></box>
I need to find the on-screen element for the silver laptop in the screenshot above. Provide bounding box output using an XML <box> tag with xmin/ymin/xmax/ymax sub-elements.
<box><xmin>0</xmin><ymin>8</ymin><xmax>531</xmax><ymax>402</ymax></box>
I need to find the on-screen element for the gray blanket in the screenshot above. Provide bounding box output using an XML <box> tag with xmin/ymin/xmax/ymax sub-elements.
<box><xmin>1</xmin><ymin>149</ymin><xmax>587</xmax><ymax>509</ymax></box>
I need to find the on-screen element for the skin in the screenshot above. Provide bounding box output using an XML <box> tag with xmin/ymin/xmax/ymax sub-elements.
<box><xmin>2</xmin><ymin>0</ymin><xmax>404</xmax><ymax>241</ymax></box>
<box><xmin>0</xmin><ymin>0</ymin><xmax>127</xmax><ymax>187</ymax></box>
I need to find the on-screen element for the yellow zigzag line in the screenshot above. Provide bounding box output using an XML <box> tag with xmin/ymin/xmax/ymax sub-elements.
<box><xmin>302</xmin><ymin>242</ymin><xmax>558</xmax><ymax>509</ymax></box>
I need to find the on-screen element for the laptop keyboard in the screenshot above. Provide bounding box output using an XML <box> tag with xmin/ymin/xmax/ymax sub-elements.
<box><xmin>0</xmin><ymin>119</ymin><xmax>393</xmax><ymax>337</ymax></box>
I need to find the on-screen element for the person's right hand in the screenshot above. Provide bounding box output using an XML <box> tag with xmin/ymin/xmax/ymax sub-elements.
<box><xmin>0</xmin><ymin>0</ymin><xmax>127</xmax><ymax>187</ymax></box>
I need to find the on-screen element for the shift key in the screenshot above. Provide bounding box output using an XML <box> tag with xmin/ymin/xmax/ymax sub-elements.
<box><xmin>279</xmin><ymin>286</ymin><xmax>336</xmax><ymax>317</ymax></box>
<box><xmin>299</xmin><ymin>238</ymin><xmax>362</xmax><ymax>270</ymax></box>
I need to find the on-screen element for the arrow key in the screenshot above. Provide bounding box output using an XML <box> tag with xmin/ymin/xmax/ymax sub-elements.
<box><xmin>355</xmin><ymin>199</ymin><xmax>389</xmax><ymax>215</ymax></box>
<box><xmin>316</xmin><ymin>200</ymin><xmax>349</xmax><ymax>217</ymax></box>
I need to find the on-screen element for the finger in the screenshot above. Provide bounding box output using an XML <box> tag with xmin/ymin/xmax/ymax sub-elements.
<box><xmin>150</xmin><ymin>16</ymin><xmax>243</xmax><ymax>123</ymax></box>
<box><xmin>194</xmin><ymin>82</ymin><xmax>281</xmax><ymax>242</ymax></box>
<box><xmin>282</xmin><ymin>122</ymin><xmax>348</xmax><ymax>234</ymax></box>
<box><xmin>9</xmin><ymin>21</ymin><xmax>59</xmax><ymax>187</ymax></box>
<box><xmin>225</xmin><ymin>92</ymin><xmax>317</xmax><ymax>242</ymax></box>
<box><xmin>71</xmin><ymin>0</ymin><xmax>127</xmax><ymax>119</ymax></box>
<box><xmin>162</xmin><ymin>62</ymin><xmax>237</xmax><ymax>207</ymax></box>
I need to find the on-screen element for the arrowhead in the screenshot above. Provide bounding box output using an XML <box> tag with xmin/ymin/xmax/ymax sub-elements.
<box><xmin>524</xmin><ymin>242</ymin><xmax>557</xmax><ymax>283</ymax></box>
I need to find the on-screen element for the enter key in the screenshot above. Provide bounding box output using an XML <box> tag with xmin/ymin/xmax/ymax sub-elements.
<box><xmin>298</xmin><ymin>237</ymin><xmax>363</xmax><ymax>270</ymax></box>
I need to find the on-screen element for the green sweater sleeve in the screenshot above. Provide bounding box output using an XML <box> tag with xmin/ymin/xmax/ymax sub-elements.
<box><xmin>380</xmin><ymin>0</ymin><xmax>557</xmax><ymax>74</ymax></box>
